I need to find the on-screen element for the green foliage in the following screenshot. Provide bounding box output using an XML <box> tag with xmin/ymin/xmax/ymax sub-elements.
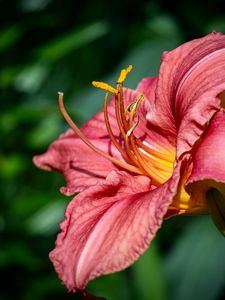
<box><xmin>1</xmin><ymin>0</ymin><xmax>225</xmax><ymax>299</ymax></box>
<box><xmin>132</xmin><ymin>242</ymin><xmax>167</xmax><ymax>300</ymax></box>
<box><xmin>165</xmin><ymin>217</ymin><xmax>225</xmax><ymax>300</ymax></box>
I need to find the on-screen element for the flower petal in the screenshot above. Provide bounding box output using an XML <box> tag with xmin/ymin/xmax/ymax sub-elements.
<box><xmin>49</xmin><ymin>168</ymin><xmax>181</xmax><ymax>292</ymax></box>
<box><xmin>33</xmin><ymin>135</ymin><xmax>122</xmax><ymax>195</ymax></box>
<box><xmin>136</xmin><ymin>76</ymin><xmax>158</xmax><ymax>107</ymax></box>
<box><xmin>145</xmin><ymin>32</ymin><xmax>225</xmax><ymax>155</ymax></box>
<box><xmin>136</xmin><ymin>76</ymin><xmax>175</xmax><ymax>154</ymax></box>
<box><xmin>188</xmin><ymin>111</ymin><xmax>225</xmax><ymax>185</ymax></box>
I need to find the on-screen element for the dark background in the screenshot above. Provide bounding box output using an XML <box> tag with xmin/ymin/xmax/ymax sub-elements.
<box><xmin>1</xmin><ymin>0</ymin><xmax>225</xmax><ymax>299</ymax></box>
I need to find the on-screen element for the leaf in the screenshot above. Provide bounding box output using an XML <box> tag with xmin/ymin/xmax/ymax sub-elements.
<box><xmin>0</xmin><ymin>25</ymin><xmax>23</xmax><ymax>52</ymax></box>
<box><xmin>14</xmin><ymin>63</ymin><xmax>50</xmax><ymax>93</ymax></box>
<box><xmin>132</xmin><ymin>241</ymin><xmax>167</xmax><ymax>300</ymax></box>
<box><xmin>0</xmin><ymin>154</ymin><xmax>27</xmax><ymax>179</ymax></box>
<box><xmin>69</xmin><ymin>38</ymin><xmax>181</xmax><ymax>124</ymax></box>
<box><xmin>19</xmin><ymin>0</ymin><xmax>53</xmax><ymax>12</ymax></box>
<box><xmin>35</xmin><ymin>21</ymin><xmax>109</xmax><ymax>62</ymax></box>
<box><xmin>87</xmin><ymin>272</ymin><xmax>130</xmax><ymax>300</ymax></box>
<box><xmin>27</xmin><ymin>114</ymin><xmax>62</xmax><ymax>148</ymax></box>
<box><xmin>165</xmin><ymin>217</ymin><xmax>225</xmax><ymax>300</ymax></box>
<box><xmin>27</xmin><ymin>201</ymin><xmax>67</xmax><ymax>235</ymax></box>
<box><xmin>147</xmin><ymin>15</ymin><xmax>182</xmax><ymax>40</ymax></box>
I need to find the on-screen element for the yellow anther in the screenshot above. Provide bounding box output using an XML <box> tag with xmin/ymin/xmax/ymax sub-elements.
<box><xmin>117</xmin><ymin>65</ymin><xmax>133</xmax><ymax>84</ymax></box>
<box><xmin>92</xmin><ymin>81</ymin><xmax>118</xmax><ymax>94</ymax></box>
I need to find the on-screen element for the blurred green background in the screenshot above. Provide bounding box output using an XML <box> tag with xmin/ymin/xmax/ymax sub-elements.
<box><xmin>1</xmin><ymin>0</ymin><xmax>225</xmax><ymax>299</ymax></box>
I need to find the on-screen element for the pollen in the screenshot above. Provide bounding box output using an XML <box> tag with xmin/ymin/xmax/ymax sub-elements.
<box><xmin>92</xmin><ymin>81</ymin><xmax>118</xmax><ymax>94</ymax></box>
<box><xmin>117</xmin><ymin>65</ymin><xmax>133</xmax><ymax>84</ymax></box>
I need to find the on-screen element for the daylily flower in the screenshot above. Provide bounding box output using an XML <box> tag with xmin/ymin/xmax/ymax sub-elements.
<box><xmin>33</xmin><ymin>32</ymin><xmax>225</xmax><ymax>295</ymax></box>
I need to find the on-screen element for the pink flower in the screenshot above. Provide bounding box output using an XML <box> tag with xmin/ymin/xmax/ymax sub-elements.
<box><xmin>33</xmin><ymin>32</ymin><xmax>225</xmax><ymax>294</ymax></box>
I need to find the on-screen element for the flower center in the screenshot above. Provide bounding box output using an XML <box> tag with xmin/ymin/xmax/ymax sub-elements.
<box><xmin>58</xmin><ymin>66</ymin><xmax>175</xmax><ymax>186</ymax></box>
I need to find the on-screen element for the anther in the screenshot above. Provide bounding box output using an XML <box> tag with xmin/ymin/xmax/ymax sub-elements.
<box><xmin>117</xmin><ymin>65</ymin><xmax>133</xmax><ymax>84</ymax></box>
<box><xmin>92</xmin><ymin>81</ymin><xmax>118</xmax><ymax>94</ymax></box>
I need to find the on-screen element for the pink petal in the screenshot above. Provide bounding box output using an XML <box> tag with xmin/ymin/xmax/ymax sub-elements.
<box><xmin>136</xmin><ymin>76</ymin><xmax>158</xmax><ymax>107</ymax></box>
<box><xmin>136</xmin><ymin>76</ymin><xmax>175</xmax><ymax>151</ymax></box>
<box><xmin>33</xmin><ymin>135</ymin><xmax>123</xmax><ymax>195</ymax></box>
<box><xmin>49</xmin><ymin>167</ymin><xmax>181</xmax><ymax>292</ymax></box>
<box><xmin>144</xmin><ymin>32</ymin><xmax>225</xmax><ymax>156</ymax></box>
<box><xmin>188</xmin><ymin>111</ymin><xmax>225</xmax><ymax>185</ymax></box>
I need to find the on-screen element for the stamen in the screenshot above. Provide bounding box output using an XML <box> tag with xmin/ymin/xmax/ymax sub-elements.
<box><xmin>117</xmin><ymin>85</ymin><xmax>130</xmax><ymax>132</ymax></box>
<box><xmin>121</xmin><ymin>91</ymin><xmax>172</xmax><ymax>184</ymax></box>
<box><xmin>92</xmin><ymin>81</ymin><xmax>118</xmax><ymax>94</ymax></box>
<box><xmin>58</xmin><ymin>92</ymin><xmax>143</xmax><ymax>175</ymax></box>
<box><xmin>107</xmin><ymin>87</ymin><xmax>144</xmax><ymax>171</ymax></box>
<box><xmin>85</xmin><ymin>66</ymin><xmax>175</xmax><ymax>186</ymax></box>
<box><xmin>117</xmin><ymin>65</ymin><xmax>133</xmax><ymax>84</ymax></box>
<box><xmin>129</xmin><ymin>95</ymin><xmax>143</xmax><ymax>130</ymax></box>
<box><xmin>125</xmin><ymin>94</ymin><xmax>143</xmax><ymax>143</ymax></box>
<box><xmin>114</xmin><ymin>93</ymin><xmax>128</xmax><ymax>138</ymax></box>
<box><xmin>103</xmin><ymin>92</ymin><xmax>130</xmax><ymax>160</ymax></box>
<box><xmin>114</xmin><ymin>93</ymin><xmax>143</xmax><ymax>168</ymax></box>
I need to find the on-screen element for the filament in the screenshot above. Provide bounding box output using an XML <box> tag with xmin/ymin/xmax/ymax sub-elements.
<box><xmin>58</xmin><ymin>92</ymin><xmax>143</xmax><ymax>175</ymax></box>
<box><xmin>59</xmin><ymin>66</ymin><xmax>175</xmax><ymax>186</ymax></box>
